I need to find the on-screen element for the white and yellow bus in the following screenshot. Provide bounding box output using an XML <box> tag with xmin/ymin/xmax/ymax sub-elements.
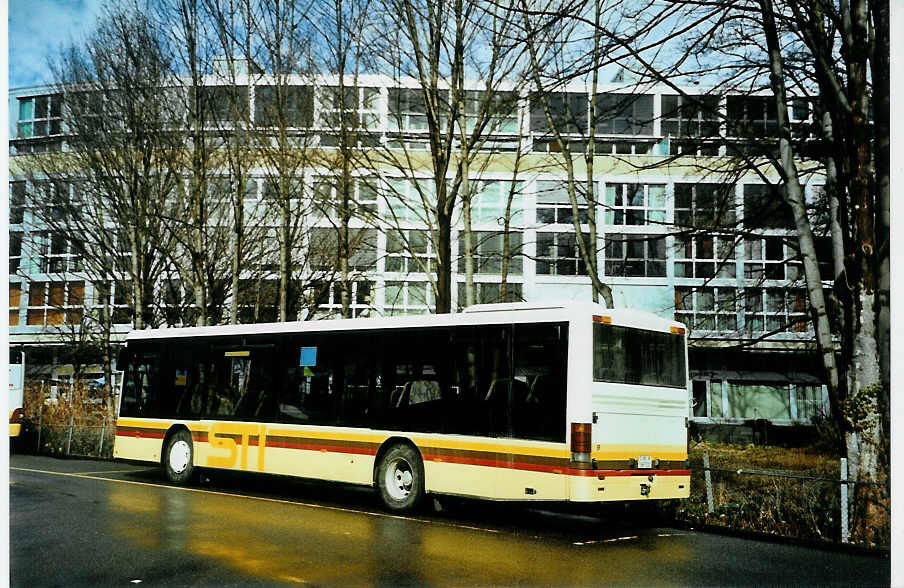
<box><xmin>114</xmin><ymin>302</ymin><xmax>690</xmax><ymax>512</ymax></box>
<box><xmin>9</xmin><ymin>349</ymin><xmax>25</xmax><ymax>439</ymax></box>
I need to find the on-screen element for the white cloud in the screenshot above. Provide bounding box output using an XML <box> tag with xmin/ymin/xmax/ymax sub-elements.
<box><xmin>9</xmin><ymin>0</ymin><xmax>105</xmax><ymax>88</ymax></box>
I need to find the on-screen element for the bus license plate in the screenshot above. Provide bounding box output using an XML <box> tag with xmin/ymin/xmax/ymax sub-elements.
<box><xmin>637</xmin><ymin>455</ymin><xmax>652</xmax><ymax>469</ymax></box>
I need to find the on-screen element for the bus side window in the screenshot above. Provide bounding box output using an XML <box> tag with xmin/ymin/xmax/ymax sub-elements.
<box><xmin>279</xmin><ymin>339</ymin><xmax>339</xmax><ymax>426</ymax></box>
<box><xmin>512</xmin><ymin>323</ymin><xmax>567</xmax><ymax>442</ymax></box>
<box><xmin>235</xmin><ymin>352</ymin><xmax>278</xmax><ymax>421</ymax></box>
<box><xmin>342</xmin><ymin>350</ymin><xmax>373</xmax><ymax>427</ymax></box>
<box><xmin>378</xmin><ymin>328</ymin><xmax>451</xmax><ymax>433</ymax></box>
<box><xmin>449</xmin><ymin>325</ymin><xmax>510</xmax><ymax>438</ymax></box>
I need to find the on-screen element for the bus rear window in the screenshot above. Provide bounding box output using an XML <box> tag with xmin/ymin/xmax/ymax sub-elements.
<box><xmin>592</xmin><ymin>323</ymin><xmax>686</xmax><ymax>388</ymax></box>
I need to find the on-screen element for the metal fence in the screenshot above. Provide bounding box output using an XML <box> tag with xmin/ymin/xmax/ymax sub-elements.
<box><xmin>701</xmin><ymin>452</ymin><xmax>884</xmax><ymax>544</ymax></box>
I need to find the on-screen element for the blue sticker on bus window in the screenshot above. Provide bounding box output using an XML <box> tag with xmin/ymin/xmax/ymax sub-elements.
<box><xmin>300</xmin><ymin>347</ymin><xmax>317</xmax><ymax>366</ymax></box>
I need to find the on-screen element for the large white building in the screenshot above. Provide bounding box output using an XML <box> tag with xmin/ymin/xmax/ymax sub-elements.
<box><xmin>8</xmin><ymin>74</ymin><xmax>831</xmax><ymax>438</ymax></box>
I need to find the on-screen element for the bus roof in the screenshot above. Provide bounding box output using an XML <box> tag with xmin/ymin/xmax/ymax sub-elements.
<box><xmin>125</xmin><ymin>302</ymin><xmax>685</xmax><ymax>342</ymax></box>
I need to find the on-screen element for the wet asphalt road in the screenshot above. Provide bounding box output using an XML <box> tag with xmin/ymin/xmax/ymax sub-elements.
<box><xmin>10</xmin><ymin>454</ymin><xmax>890</xmax><ymax>587</ymax></box>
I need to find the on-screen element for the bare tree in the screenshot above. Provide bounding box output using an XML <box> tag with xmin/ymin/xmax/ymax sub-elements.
<box><xmin>307</xmin><ymin>0</ymin><xmax>378</xmax><ymax>318</ymax></box>
<box><xmin>251</xmin><ymin>0</ymin><xmax>322</xmax><ymax>321</ymax></box>
<box><xmin>369</xmin><ymin>0</ymin><xmax>527</xmax><ymax>313</ymax></box>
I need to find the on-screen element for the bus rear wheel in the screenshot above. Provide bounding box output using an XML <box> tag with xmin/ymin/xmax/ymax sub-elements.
<box><xmin>163</xmin><ymin>429</ymin><xmax>195</xmax><ymax>485</ymax></box>
<box><xmin>376</xmin><ymin>444</ymin><xmax>425</xmax><ymax>512</ymax></box>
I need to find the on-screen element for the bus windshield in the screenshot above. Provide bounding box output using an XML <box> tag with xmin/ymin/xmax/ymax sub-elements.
<box><xmin>592</xmin><ymin>323</ymin><xmax>686</xmax><ymax>388</ymax></box>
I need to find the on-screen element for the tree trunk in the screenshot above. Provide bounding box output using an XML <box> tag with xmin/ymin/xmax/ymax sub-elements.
<box><xmin>461</xmin><ymin>167</ymin><xmax>475</xmax><ymax>308</ymax></box>
<box><xmin>759</xmin><ymin>0</ymin><xmax>840</xmax><ymax>416</ymax></box>
<box><xmin>279</xmin><ymin>185</ymin><xmax>292</xmax><ymax>322</ymax></box>
<box><xmin>231</xmin><ymin>175</ymin><xmax>244</xmax><ymax>325</ymax></box>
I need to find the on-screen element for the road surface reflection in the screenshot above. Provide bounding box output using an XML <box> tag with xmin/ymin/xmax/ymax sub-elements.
<box><xmin>106</xmin><ymin>481</ymin><xmax>693</xmax><ymax>585</ymax></box>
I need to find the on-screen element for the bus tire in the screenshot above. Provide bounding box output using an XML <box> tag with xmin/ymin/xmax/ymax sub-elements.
<box><xmin>163</xmin><ymin>428</ymin><xmax>195</xmax><ymax>485</ymax></box>
<box><xmin>376</xmin><ymin>443</ymin><xmax>425</xmax><ymax>512</ymax></box>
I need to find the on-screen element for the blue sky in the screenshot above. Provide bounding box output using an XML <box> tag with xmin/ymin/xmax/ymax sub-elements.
<box><xmin>9</xmin><ymin>0</ymin><xmax>105</xmax><ymax>89</ymax></box>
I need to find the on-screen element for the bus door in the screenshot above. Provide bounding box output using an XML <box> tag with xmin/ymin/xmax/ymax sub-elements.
<box><xmin>206</xmin><ymin>346</ymin><xmax>279</xmax><ymax>421</ymax></box>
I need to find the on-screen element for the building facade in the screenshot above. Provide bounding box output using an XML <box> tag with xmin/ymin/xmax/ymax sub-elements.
<box><xmin>8</xmin><ymin>74</ymin><xmax>831</xmax><ymax>434</ymax></box>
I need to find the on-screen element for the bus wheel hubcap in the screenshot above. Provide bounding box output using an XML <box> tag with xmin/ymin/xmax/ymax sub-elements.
<box><xmin>169</xmin><ymin>440</ymin><xmax>191</xmax><ymax>474</ymax></box>
<box><xmin>386</xmin><ymin>457</ymin><xmax>413</xmax><ymax>501</ymax></box>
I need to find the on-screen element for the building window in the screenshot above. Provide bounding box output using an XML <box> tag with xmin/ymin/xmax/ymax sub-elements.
<box><xmin>385</xmin><ymin>178</ymin><xmax>435</xmax><ymax>223</ymax></box>
<box><xmin>458</xmin><ymin>231</ymin><xmax>523</xmax><ymax>275</ymax></box>
<box><xmin>313</xmin><ymin>177</ymin><xmax>379</xmax><ymax>218</ymax></box>
<box><xmin>10</xmin><ymin>232</ymin><xmax>23</xmax><ymax>275</ymax></box>
<box><xmin>25</xmin><ymin>281</ymin><xmax>84</xmax><ymax>326</ymax></box>
<box><xmin>457</xmin><ymin>281</ymin><xmax>523</xmax><ymax>308</ymax></box>
<box><xmin>312</xmin><ymin>281</ymin><xmax>374</xmax><ymax>318</ymax></box>
<box><xmin>462</xmin><ymin>90</ymin><xmax>519</xmax><ymax>134</ymax></box>
<box><xmin>590</xmin><ymin>140</ymin><xmax>656</xmax><ymax>155</ymax></box>
<box><xmin>709</xmin><ymin>380</ymin><xmax>823</xmax><ymax>421</ymax></box>
<box><xmin>109</xmin><ymin>281</ymin><xmax>134</xmax><ymax>324</ymax></box>
<box><xmin>536</xmin><ymin>232</ymin><xmax>589</xmax><ymax>276</ymax></box>
<box><xmin>795</xmin><ymin>385</ymin><xmax>825</xmax><ymax>421</ymax></box>
<box><xmin>389</xmin><ymin>88</ymin><xmax>436</xmax><ymax>132</ymax></box>
<box><xmin>536</xmin><ymin>180</ymin><xmax>590</xmax><ymax>225</ymax></box>
<box><xmin>790</xmin><ymin>98</ymin><xmax>814</xmax><ymax>139</ymax></box>
<box><xmin>17</xmin><ymin>94</ymin><xmax>63</xmax><ymax>138</ymax></box>
<box><xmin>725</xmin><ymin>381</ymin><xmax>791</xmax><ymax>419</ymax></box>
<box><xmin>385</xmin><ymin>280</ymin><xmax>434</xmax><ymax>315</ymax></box>
<box><xmin>743</xmin><ymin>184</ymin><xmax>794</xmax><ymax>229</ymax></box>
<box><xmin>603</xmin><ymin>183</ymin><xmax>666</xmax><ymax>226</ymax></box>
<box><xmin>661</xmin><ymin>94</ymin><xmax>720</xmax><ymax>138</ymax></box>
<box><xmin>530</xmin><ymin>92</ymin><xmax>588</xmax><ymax>136</ymax></box>
<box><xmin>320</xmin><ymin>86</ymin><xmax>380</xmax><ymax>131</ymax></box>
<box><xmin>254</xmin><ymin>85</ymin><xmax>314</xmax><ymax>128</ymax></box>
<box><xmin>9</xmin><ymin>283</ymin><xmax>22</xmax><ymax>326</ymax></box>
<box><xmin>744</xmin><ymin>236</ymin><xmax>800</xmax><ymax>281</ymax></box>
<box><xmin>236</xmin><ymin>279</ymin><xmax>279</xmax><ymax>323</ymax></box>
<box><xmin>675</xmin><ymin>286</ymin><xmax>738</xmax><ymax>332</ymax></box>
<box><xmin>386</xmin><ymin>229</ymin><xmax>436</xmax><ymax>274</ymax></box>
<box><xmin>198</xmin><ymin>85</ymin><xmax>249</xmax><ymax>123</ymax></box>
<box><xmin>743</xmin><ymin>288</ymin><xmax>809</xmax><ymax>334</ymax></box>
<box><xmin>726</xmin><ymin>96</ymin><xmax>778</xmax><ymax>138</ymax></box>
<box><xmin>10</xmin><ymin>182</ymin><xmax>26</xmax><ymax>224</ymax></box>
<box><xmin>594</xmin><ymin>93</ymin><xmax>654</xmax><ymax>135</ymax></box>
<box><xmin>464</xmin><ymin>180</ymin><xmax>523</xmax><ymax>225</ymax></box>
<box><xmin>674</xmin><ymin>233</ymin><xmax>737</xmax><ymax>279</ymax></box>
<box><xmin>604</xmin><ymin>234</ymin><xmax>666</xmax><ymax>277</ymax></box>
<box><xmin>37</xmin><ymin>231</ymin><xmax>83</xmax><ymax>274</ymax></box>
<box><xmin>674</xmin><ymin>183</ymin><xmax>736</xmax><ymax>228</ymax></box>
<box><xmin>309</xmin><ymin>228</ymin><xmax>377</xmax><ymax>273</ymax></box>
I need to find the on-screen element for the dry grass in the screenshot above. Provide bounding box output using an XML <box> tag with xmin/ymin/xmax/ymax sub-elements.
<box><xmin>22</xmin><ymin>381</ymin><xmax>116</xmax><ymax>458</ymax></box>
<box><xmin>676</xmin><ymin>441</ymin><xmax>845</xmax><ymax>544</ymax></box>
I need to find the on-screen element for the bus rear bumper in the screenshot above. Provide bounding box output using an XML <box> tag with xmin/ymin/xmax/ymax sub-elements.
<box><xmin>568</xmin><ymin>470</ymin><xmax>690</xmax><ymax>502</ymax></box>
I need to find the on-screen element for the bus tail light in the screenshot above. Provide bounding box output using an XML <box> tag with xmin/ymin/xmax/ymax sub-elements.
<box><xmin>10</xmin><ymin>408</ymin><xmax>24</xmax><ymax>424</ymax></box>
<box><xmin>571</xmin><ymin>422</ymin><xmax>592</xmax><ymax>464</ymax></box>
<box><xmin>670</xmin><ymin>326</ymin><xmax>686</xmax><ymax>335</ymax></box>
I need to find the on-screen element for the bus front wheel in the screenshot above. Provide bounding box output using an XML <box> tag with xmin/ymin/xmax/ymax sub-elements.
<box><xmin>376</xmin><ymin>444</ymin><xmax>425</xmax><ymax>512</ymax></box>
<box><xmin>163</xmin><ymin>429</ymin><xmax>195</xmax><ymax>485</ymax></box>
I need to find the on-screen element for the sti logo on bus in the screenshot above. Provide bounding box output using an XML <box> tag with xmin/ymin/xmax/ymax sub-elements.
<box><xmin>207</xmin><ymin>422</ymin><xmax>268</xmax><ymax>471</ymax></box>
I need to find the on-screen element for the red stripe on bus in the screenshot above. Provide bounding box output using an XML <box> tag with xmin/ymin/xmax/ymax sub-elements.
<box><xmin>115</xmin><ymin>428</ymin><xmax>166</xmax><ymax>440</ymax></box>
<box><xmin>264</xmin><ymin>438</ymin><xmax>379</xmax><ymax>455</ymax></box>
<box><xmin>589</xmin><ymin>469</ymin><xmax>692</xmax><ymax>477</ymax></box>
